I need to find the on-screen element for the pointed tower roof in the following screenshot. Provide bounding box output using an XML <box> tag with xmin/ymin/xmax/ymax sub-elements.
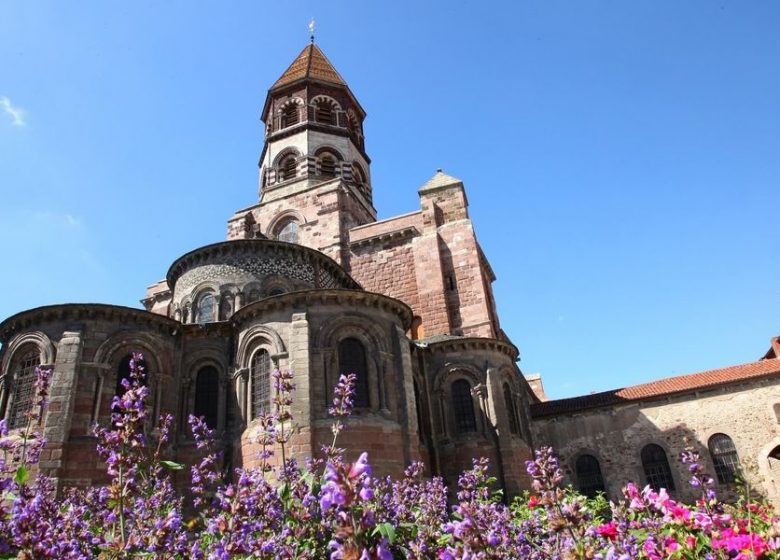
<box><xmin>419</xmin><ymin>169</ymin><xmax>464</xmax><ymax>193</ymax></box>
<box><xmin>271</xmin><ymin>44</ymin><xmax>347</xmax><ymax>90</ymax></box>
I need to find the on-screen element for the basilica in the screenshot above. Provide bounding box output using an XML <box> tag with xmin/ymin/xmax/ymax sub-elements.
<box><xmin>1</xmin><ymin>42</ymin><xmax>779</xmax><ymax>501</ymax></box>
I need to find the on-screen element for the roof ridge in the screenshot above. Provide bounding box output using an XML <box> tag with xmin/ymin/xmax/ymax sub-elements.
<box><xmin>531</xmin><ymin>357</ymin><xmax>780</xmax><ymax>417</ymax></box>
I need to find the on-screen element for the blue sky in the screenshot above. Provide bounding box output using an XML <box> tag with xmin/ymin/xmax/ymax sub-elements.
<box><xmin>1</xmin><ymin>2</ymin><xmax>778</xmax><ymax>399</ymax></box>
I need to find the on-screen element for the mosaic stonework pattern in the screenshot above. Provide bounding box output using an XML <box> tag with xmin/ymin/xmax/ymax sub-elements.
<box><xmin>174</xmin><ymin>252</ymin><xmax>345</xmax><ymax>302</ymax></box>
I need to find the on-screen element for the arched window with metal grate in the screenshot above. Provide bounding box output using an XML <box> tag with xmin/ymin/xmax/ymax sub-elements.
<box><xmin>575</xmin><ymin>454</ymin><xmax>606</xmax><ymax>497</ymax></box>
<box><xmin>7</xmin><ymin>345</ymin><xmax>41</xmax><ymax>429</ymax></box>
<box><xmin>338</xmin><ymin>338</ymin><xmax>369</xmax><ymax>408</ymax></box>
<box><xmin>641</xmin><ymin>444</ymin><xmax>675</xmax><ymax>491</ymax></box>
<box><xmin>452</xmin><ymin>379</ymin><xmax>477</xmax><ymax>434</ymax></box>
<box><xmin>708</xmin><ymin>433</ymin><xmax>740</xmax><ymax>484</ymax></box>
<box><xmin>251</xmin><ymin>349</ymin><xmax>271</xmax><ymax>419</ymax></box>
<box><xmin>194</xmin><ymin>366</ymin><xmax>219</xmax><ymax>429</ymax></box>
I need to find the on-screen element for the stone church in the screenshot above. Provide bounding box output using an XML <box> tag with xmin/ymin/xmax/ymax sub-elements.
<box><xmin>1</xmin><ymin>42</ymin><xmax>779</xmax><ymax>501</ymax></box>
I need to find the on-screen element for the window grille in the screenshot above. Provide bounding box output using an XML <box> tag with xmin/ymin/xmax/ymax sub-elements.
<box><xmin>709</xmin><ymin>433</ymin><xmax>740</xmax><ymax>484</ymax></box>
<box><xmin>452</xmin><ymin>379</ymin><xmax>477</xmax><ymax>434</ymax></box>
<box><xmin>338</xmin><ymin>338</ymin><xmax>369</xmax><ymax>408</ymax></box>
<box><xmin>641</xmin><ymin>444</ymin><xmax>675</xmax><ymax>491</ymax></box>
<box><xmin>194</xmin><ymin>366</ymin><xmax>219</xmax><ymax>429</ymax></box>
<box><xmin>251</xmin><ymin>350</ymin><xmax>271</xmax><ymax>418</ymax></box>
<box><xmin>8</xmin><ymin>348</ymin><xmax>40</xmax><ymax>429</ymax></box>
<box><xmin>575</xmin><ymin>454</ymin><xmax>606</xmax><ymax>497</ymax></box>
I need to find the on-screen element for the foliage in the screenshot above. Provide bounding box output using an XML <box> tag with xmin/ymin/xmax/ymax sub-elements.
<box><xmin>2</xmin><ymin>355</ymin><xmax>780</xmax><ymax>559</ymax></box>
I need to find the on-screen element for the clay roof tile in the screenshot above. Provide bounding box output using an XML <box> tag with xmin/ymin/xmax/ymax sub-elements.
<box><xmin>271</xmin><ymin>44</ymin><xmax>346</xmax><ymax>89</ymax></box>
<box><xmin>531</xmin><ymin>358</ymin><xmax>780</xmax><ymax>418</ymax></box>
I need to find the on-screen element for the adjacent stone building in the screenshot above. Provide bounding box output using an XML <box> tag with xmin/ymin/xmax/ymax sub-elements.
<box><xmin>0</xmin><ymin>41</ymin><xmax>777</xmax><ymax>501</ymax></box>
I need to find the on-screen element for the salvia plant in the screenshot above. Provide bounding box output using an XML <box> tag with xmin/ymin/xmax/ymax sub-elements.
<box><xmin>1</xmin><ymin>353</ymin><xmax>780</xmax><ymax>558</ymax></box>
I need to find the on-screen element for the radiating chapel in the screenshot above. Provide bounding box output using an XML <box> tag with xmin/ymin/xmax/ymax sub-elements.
<box><xmin>2</xmin><ymin>42</ymin><xmax>780</xmax><ymax>501</ymax></box>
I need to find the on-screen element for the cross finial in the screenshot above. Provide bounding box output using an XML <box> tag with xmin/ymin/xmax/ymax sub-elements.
<box><xmin>308</xmin><ymin>18</ymin><xmax>316</xmax><ymax>43</ymax></box>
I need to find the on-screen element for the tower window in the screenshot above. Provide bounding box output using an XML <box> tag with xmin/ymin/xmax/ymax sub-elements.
<box><xmin>194</xmin><ymin>366</ymin><xmax>219</xmax><ymax>429</ymax></box>
<box><xmin>708</xmin><ymin>433</ymin><xmax>740</xmax><ymax>484</ymax></box>
<box><xmin>280</xmin><ymin>155</ymin><xmax>297</xmax><ymax>181</ymax></box>
<box><xmin>251</xmin><ymin>349</ymin><xmax>271</xmax><ymax>419</ymax></box>
<box><xmin>338</xmin><ymin>338</ymin><xmax>369</xmax><ymax>408</ymax></box>
<box><xmin>275</xmin><ymin>219</ymin><xmax>299</xmax><ymax>244</ymax></box>
<box><xmin>320</xmin><ymin>154</ymin><xmax>336</xmax><ymax>177</ymax></box>
<box><xmin>452</xmin><ymin>378</ymin><xmax>477</xmax><ymax>434</ymax></box>
<box><xmin>641</xmin><ymin>444</ymin><xmax>675</xmax><ymax>491</ymax></box>
<box><xmin>575</xmin><ymin>454</ymin><xmax>606</xmax><ymax>497</ymax></box>
<box><xmin>314</xmin><ymin>99</ymin><xmax>337</xmax><ymax>125</ymax></box>
<box><xmin>281</xmin><ymin>103</ymin><xmax>299</xmax><ymax>128</ymax></box>
<box><xmin>7</xmin><ymin>346</ymin><xmax>41</xmax><ymax>429</ymax></box>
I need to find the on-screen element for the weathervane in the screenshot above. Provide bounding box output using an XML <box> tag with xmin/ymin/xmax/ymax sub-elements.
<box><xmin>308</xmin><ymin>18</ymin><xmax>316</xmax><ymax>43</ymax></box>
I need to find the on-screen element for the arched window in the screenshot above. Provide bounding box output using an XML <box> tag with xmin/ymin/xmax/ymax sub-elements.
<box><xmin>196</xmin><ymin>293</ymin><xmax>215</xmax><ymax>324</ymax></box>
<box><xmin>575</xmin><ymin>454</ymin><xmax>606</xmax><ymax>497</ymax></box>
<box><xmin>115</xmin><ymin>354</ymin><xmax>148</xmax><ymax>396</ymax></box>
<box><xmin>194</xmin><ymin>366</ymin><xmax>219</xmax><ymax>429</ymax></box>
<box><xmin>281</xmin><ymin>103</ymin><xmax>299</xmax><ymax>128</ymax></box>
<box><xmin>320</xmin><ymin>154</ymin><xmax>337</xmax><ymax>177</ymax></box>
<box><xmin>251</xmin><ymin>349</ymin><xmax>271</xmax><ymax>419</ymax></box>
<box><xmin>279</xmin><ymin>155</ymin><xmax>297</xmax><ymax>181</ymax></box>
<box><xmin>352</xmin><ymin>163</ymin><xmax>366</xmax><ymax>186</ymax></box>
<box><xmin>245</xmin><ymin>288</ymin><xmax>261</xmax><ymax>304</ymax></box>
<box><xmin>6</xmin><ymin>345</ymin><xmax>41</xmax><ymax>429</ymax></box>
<box><xmin>268</xmin><ymin>288</ymin><xmax>286</xmax><ymax>297</ymax></box>
<box><xmin>276</xmin><ymin>219</ymin><xmax>299</xmax><ymax>244</ymax></box>
<box><xmin>451</xmin><ymin>379</ymin><xmax>477</xmax><ymax>434</ymax></box>
<box><xmin>338</xmin><ymin>338</ymin><xmax>369</xmax><ymax>408</ymax></box>
<box><xmin>503</xmin><ymin>383</ymin><xmax>520</xmax><ymax>435</ymax></box>
<box><xmin>641</xmin><ymin>444</ymin><xmax>675</xmax><ymax>491</ymax></box>
<box><xmin>314</xmin><ymin>98</ymin><xmax>337</xmax><ymax>125</ymax></box>
<box><xmin>709</xmin><ymin>433</ymin><xmax>740</xmax><ymax>484</ymax></box>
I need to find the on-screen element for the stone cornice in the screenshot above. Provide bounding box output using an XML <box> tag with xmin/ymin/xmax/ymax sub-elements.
<box><xmin>232</xmin><ymin>289</ymin><xmax>413</xmax><ymax>330</ymax></box>
<box><xmin>415</xmin><ymin>337</ymin><xmax>519</xmax><ymax>361</ymax></box>
<box><xmin>349</xmin><ymin>226</ymin><xmax>419</xmax><ymax>249</ymax></box>
<box><xmin>0</xmin><ymin>304</ymin><xmax>180</xmax><ymax>343</ymax></box>
<box><xmin>166</xmin><ymin>239</ymin><xmax>360</xmax><ymax>290</ymax></box>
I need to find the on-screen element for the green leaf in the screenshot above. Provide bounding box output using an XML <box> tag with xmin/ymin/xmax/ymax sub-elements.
<box><xmin>372</xmin><ymin>522</ymin><xmax>396</xmax><ymax>544</ymax></box>
<box><xmin>14</xmin><ymin>465</ymin><xmax>29</xmax><ymax>485</ymax></box>
<box><xmin>160</xmin><ymin>460</ymin><xmax>184</xmax><ymax>470</ymax></box>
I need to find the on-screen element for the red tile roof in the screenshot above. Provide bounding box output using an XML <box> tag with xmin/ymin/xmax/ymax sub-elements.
<box><xmin>272</xmin><ymin>44</ymin><xmax>346</xmax><ymax>89</ymax></box>
<box><xmin>531</xmin><ymin>358</ymin><xmax>780</xmax><ymax>418</ymax></box>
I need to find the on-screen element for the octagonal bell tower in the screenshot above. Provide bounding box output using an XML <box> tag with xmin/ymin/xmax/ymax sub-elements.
<box><xmin>228</xmin><ymin>40</ymin><xmax>376</xmax><ymax>265</ymax></box>
<box><xmin>260</xmin><ymin>42</ymin><xmax>373</xmax><ymax>207</ymax></box>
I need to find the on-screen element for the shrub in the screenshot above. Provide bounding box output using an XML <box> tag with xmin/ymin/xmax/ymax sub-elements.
<box><xmin>1</xmin><ymin>355</ymin><xmax>779</xmax><ymax>559</ymax></box>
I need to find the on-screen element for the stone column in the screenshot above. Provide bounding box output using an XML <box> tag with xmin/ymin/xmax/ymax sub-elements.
<box><xmin>40</xmin><ymin>331</ymin><xmax>83</xmax><ymax>489</ymax></box>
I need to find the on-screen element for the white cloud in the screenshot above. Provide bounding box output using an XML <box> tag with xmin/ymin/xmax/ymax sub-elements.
<box><xmin>0</xmin><ymin>96</ymin><xmax>27</xmax><ymax>127</ymax></box>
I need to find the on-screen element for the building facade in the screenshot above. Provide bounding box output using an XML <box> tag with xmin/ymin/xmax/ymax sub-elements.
<box><xmin>1</xmin><ymin>42</ymin><xmax>778</xmax><ymax>501</ymax></box>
